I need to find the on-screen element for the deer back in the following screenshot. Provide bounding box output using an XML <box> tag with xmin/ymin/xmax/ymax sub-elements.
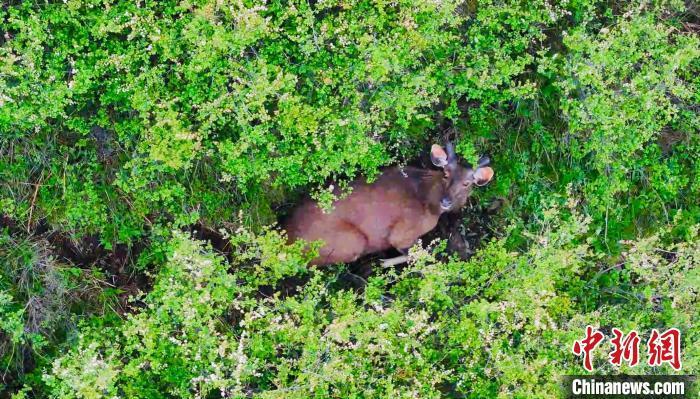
<box><xmin>284</xmin><ymin>167</ymin><xmax>440</xmax><ymax>265</ymax></box>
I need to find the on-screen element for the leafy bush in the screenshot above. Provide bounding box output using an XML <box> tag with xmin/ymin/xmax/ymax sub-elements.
<box><xmin>43</xmin><ymin>206</ymin><xmax>699</xmax><ymax>398</ymax></box>
<box><xmin>489</xmin><ymin>9</ymin><xmax>700</xmax><ymax>248</ymax></box>
<box><xmin>556</xmin><ymin>14</ymin><xmax>700</xmax><ymax>238</ymax></box>
<box><xmin>0</xmin><ymin>0</ymin><xmax>698</xmax><ymax>397</ymax></box>
<box><xmin>0</xmin><ymin>230</ymin><xmax>108</xmax><ymax>391</ymax></box>
<box><xmin>1</xmin><ymin>0</ymin><xmax>571</xmax><ymax>243</ymax></box>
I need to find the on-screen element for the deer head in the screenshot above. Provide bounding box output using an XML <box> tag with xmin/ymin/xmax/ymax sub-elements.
<box><xmin>430</xmin><ymin>143</ymin><xmax>494</xmax><ymax>213</ymax></box>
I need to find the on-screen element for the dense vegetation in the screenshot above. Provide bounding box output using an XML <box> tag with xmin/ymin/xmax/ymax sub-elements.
<box><xmin>1</xmin><ymin>0</ymin><xmax>698</xmax><ymax>397</ymax></box>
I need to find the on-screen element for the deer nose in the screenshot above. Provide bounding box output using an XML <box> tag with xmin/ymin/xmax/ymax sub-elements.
<box><xmin>440</xmin><ymin>197</ymin><xmax>453</xmax><ymax>211</ymax></box>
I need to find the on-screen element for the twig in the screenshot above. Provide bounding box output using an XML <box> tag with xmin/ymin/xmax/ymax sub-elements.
<box><xmin>27</xmin><ymin>170</ymin><xmax>47</xmax><ymax>232</ymax></box>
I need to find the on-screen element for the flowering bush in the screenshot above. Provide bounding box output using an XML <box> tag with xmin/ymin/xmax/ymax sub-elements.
<box><xmin>0</xmin><ymin>0</ymin><xmax>564</xmax><ymax>242</ymax></box>
<box><xmin>43</xmin><ymin>206</ymin><xmax>699</xmax><ymax>398</ymax></box>
<box><xmin>1</xmin><ymin>0</ymin><xmax>699</xmax><ymax>397</ymax></box>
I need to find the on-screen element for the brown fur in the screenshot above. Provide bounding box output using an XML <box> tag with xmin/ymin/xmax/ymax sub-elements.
<box><xmin>284</xmin><ymin>163</ymin><xmax>486</xmax><ymax>265</ymax></box>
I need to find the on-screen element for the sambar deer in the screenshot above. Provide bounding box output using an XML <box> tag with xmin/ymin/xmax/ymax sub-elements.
<box><xmin>284</xmin><ymin>143</ymin><xmax>494</xmax><ymax>266</ymax></box>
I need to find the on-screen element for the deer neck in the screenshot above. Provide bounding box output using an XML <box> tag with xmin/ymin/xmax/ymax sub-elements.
<box><xmin>406</xmin><ymin>168</ymin><xmax>445</xmax><ymax>215</ymax></box>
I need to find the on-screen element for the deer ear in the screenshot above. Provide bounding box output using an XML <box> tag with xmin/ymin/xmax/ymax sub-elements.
<box><xmin>473</xmin><ymin>167</ymin><xmax>494</xmax><ymax>186</ymax></box>
<box><xmin>430</xmin><ymin>144</ymin><xmax>449</xmax><ymax>167</ymax></box>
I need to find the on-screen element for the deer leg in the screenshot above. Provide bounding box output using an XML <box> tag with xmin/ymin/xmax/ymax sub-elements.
<box><xmin>380</xmin><ymin>255</ymin><xmax>409</xmax><ymax>267</ymax></box>
<box><xmin>382</xmin><ymin>238</ymin><xmax>416</xmax><ymax>266</ymax></box>
<box><xmin>380</xmin><ymin>243</ymin><xmax>414</xmax><ymax>267</ymax></box>
<box><xmin>317</xmin><ymin>221</ymin><xmax>368</xmax><ymax>264</ymax></box>
<box><xmin>380</xmin><ymin>246</ymin><xmax>410</xmax><ymax>267</ymax></box>
<box><xmin>382</xmin><ymin>220</ymin><xmax>423</xmax><ymax>267</ymax></box>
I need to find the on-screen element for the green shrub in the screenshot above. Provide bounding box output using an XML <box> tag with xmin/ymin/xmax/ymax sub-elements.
<box><xmin>557</xmin><ymin>14</ymin><xmax>700</xmax><ymax>236</ymax></box>
<box><xmin>44</xmin><ymin>204</ymin><xmax>699</xmax><ymax>398</ymax></box>
<box><xmin>0</xmin><ymin>0</ymin><xmax>698</xmax><ymax>397</ymax></box>
<box><xmin>1</xmin><ymin>0</ymin><xmax>570</xmax><ymax>243</ymax></box>
<box><xmin>0</xmin><ymin>231</ymin><xmax>110</xmax><ymax>392</ymax></box>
